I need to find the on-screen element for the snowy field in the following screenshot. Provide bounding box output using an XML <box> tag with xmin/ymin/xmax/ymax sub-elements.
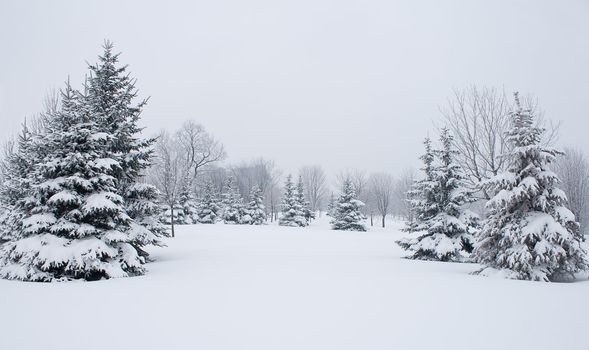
<box><xmin>1</xmin><ymin>217</ymin><xmax>588</xmax><ymax>350</ymax></box>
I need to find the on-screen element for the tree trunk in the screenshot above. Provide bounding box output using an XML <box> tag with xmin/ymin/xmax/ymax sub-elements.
<box><xmin>370</xmin><ymin>213</ymin><xmax>373</xmax><ymax>226</ymax></box>
<box><xmin>382</xmin><ymin>215</ymin><xmax>385</xmax><ymax>228</ymax></box>
<box><xmin>170</xmin><ymin>204</ymin><xmax>175</xmax><ymax>238</ymax></box>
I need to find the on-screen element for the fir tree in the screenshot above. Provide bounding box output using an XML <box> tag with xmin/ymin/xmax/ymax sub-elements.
<box><xmin>85</xmin><ymin>40</ymin><xmax>167</xmax><ymax>250</ymax></box>
<box><xmin>197</xmin><ymin>181</ymin><xmax>221</xmax><ymax>224</ymax></box>
<box><xmin>296</xmin><ymin>175</ymin><xmax>315</xmax><ymax>225</ymax></box>
<box><xmin>331</xmin><ymin>179</ymin><xmax>366</xmax><ymax>231</ymax></box>
<box><xmin>0</xmin><ymin>84</ymin><xmax>144</xmax><ymax>281</ymax></box>
<box><xmin>221</xmin><ymin>177</ymin><xmax>244</xmax><ymax>224</ymax></box>
<box><xmin>177</xmin><ymin>176</ymin><xmax>199</xmax><ymax>225</ymax></box>
<box><xmin>246</xmin><ymin>186</ymin><xmax>267</xmax><ymax>225</ymax></box>
<box><xmin>326</xmin><ymin>193</ymin><xmax>336</xmax><ymax>217</ymax></box>
<box><xmin>472</xmin><ymin>93</ymin><xmax>588</xmax><ymax>281</ymax></box>
<box><xmin>397</xmin><ymin>130</ymin><xmax>478</xmax><ymax>262</ymax></box>
<box><xmin>402</xmin><ymin>138</ymin><xmax>437</xmax><ymax>234</ymax></box>
<box><xmin>0</xmin><ymin>121</ymin><xmax>40</xmax><ymax>242</ymax></box>
<box><xmin>279</xmin><ymin>175</ymin><xmax>306</xmax><ymax>227</ymax></box>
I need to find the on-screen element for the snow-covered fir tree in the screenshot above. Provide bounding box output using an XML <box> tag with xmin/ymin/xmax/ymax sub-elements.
<box><xmin>197</xmin><ymin>181</ymin><xmax>221</xmax><ymax>224</ymax></box>
<box><xmin>221</xmin><ymin>177</ymin><xmax>244</xmax><ymax>224</ymax></box>
<box><xmin>0</xmin><ymin>84</ymin><xmax>145</xmax><ymax>281</ymax></box>
<box><xmin>402</xmin><ymin>138</ymin><xmax>437</xmax><ymax>234</ymax></box>
<box><xmin>245</xmin><ymin>186</ymin><xmax>267</xmax><ymax>225</ymax></box>
<box><xmin>177</xmin><ymin>176</ymin><xmax>199</xmax><ymax>224</ymax></box>
<box><xmin>0</xmin><ymin>43</ymin><xmax>166</xmax><ymax>281</ymax></box>
<box><xmin>0</xmin><ymin>121</ymin><xmax>39</xmax><ymax>243</ymax></box>
<box><xmin>472</xmin><ymin>93</ymin><xmax>588</xmax><ymax>281</ymax></box>
<box><xmin>397</xmin><ymin>129</ymin><xmax>478</xmax><ymax>262</ymax></box>
<box><xmin>85</xmin><ymin>41</ymin><xmax>167</xmax><ymax>253</ymax></box>
<box><xmin>296</xmin><ymin>175</ymin><xmax>315</xmax><ymax>225</ymax></box>
<box><xmin>279</xmin><ymin>175</ymin><xmax>306</xmax><ymax>227</ymax></box>
<box><xmin>326</xmin><ymin>193</ymin><xmax>336</xmax><ymax>217</ymax></box>
<box><xmin>331</xmin><ymin>179</ymin><xmax>366</xmax><ymax>231</ymax></box>
<box><xmin>161</xmin><ymin>201</ymin><xmax>185</xmax><ymax>226</ymax></box>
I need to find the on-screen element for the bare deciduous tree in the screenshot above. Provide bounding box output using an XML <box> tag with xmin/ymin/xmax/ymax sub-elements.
<box><xmin>177</xmin><ymin>120</ymin><xmax>226</xmax><ymax>181</ymax></box>
<box><xmin>299</xmin><ymin>165</ymin><xmax>328</xmax><ymax>215</ymax></box>
<box><xmin>391</xmin><ymin>168</ymin><xmax>415</xmax><ymax>221</ymax></box>
<box><xmin>147</xmin><ymin>130</ymin><xmax>185</xmax><ymax>237</ymax></box>
<box><xmin>441</xmin><ymin>85</ymin><xmax>559</xmax><ymax>199</ymax></box>
<box><xmin>554</xmin><ymin>147</ymin><xmax>589</xmax><ymax>235</ymax></box>
<box><xmin>368</xmin><ymin>173</ymin><xmax>395</xmax><ymax>227</ymax></box>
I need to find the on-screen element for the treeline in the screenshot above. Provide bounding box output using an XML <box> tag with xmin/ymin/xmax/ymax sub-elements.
<box><xmin>1</xmin><ymin>42</ymin><xmax>588</xmax><ymax>283</ymax></box>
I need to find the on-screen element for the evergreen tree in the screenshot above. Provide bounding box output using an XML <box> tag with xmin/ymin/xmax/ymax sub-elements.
<box><xmin>85</xmin><ymin>41</ymin><xmax>167</xmax><ymax>251</ymax></box>
<box><xmin>221</xmin><ymin>177</ymin><xmax>244</xmax><ymax>224</ymax></box>
<box><xmin>331</xmin><ymin>179</ymin><xmax>366</xmax><ymax>231</ymax></box>
<box><xmin>177</xmin><ymin>176</ymin><xmax>199</xmax><ymax>224</ymax></box>
<box><xmin>402</xmin><ymin>138</ymin><xmax>437</xmax><ymax>234</ymax></box>
<box><xmin>279</xmin><ymin>175</ymin><xmax>306</xmax><ymax>227</ymax></box>
<box><xmin>0</xmin><ymin>84</ymin><xmax>144</xmax><ymax>281</ymax></box>
<box><xmin>326</xmin><ymin>193</ymin><xmax>336</xmax><ymax>217</ymax></box>
<box><xmin>296</xmin><ymin>175</ymin><xmax>315</xmax><ymax>225</ymax></box>
<box><xmin>246</xmin><ymin>186</ymin><xmax>267</xmax><ymax>225</ymax></box>
<box><xmin>0</xmin><ymin>121</ymin><xmax>40</xmax><ymax>242</ymax></box>
<box><xmin>197</xmin><ymin>181</ymin><xmax>221</xmax><ymax>224</ymax></box>
<box><xmin>397</xmin><ymin>130</ymin><xmax>478</xmax><ymax>262</ymax></box>
<box><xmin>472</xmin><ymin>93</ymin><xmax>588</xmax><ymax>281</ymax></box>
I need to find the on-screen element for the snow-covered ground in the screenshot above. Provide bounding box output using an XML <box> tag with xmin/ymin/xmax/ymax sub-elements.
<box><xmin>1</xmin><ymin>217</ymin><xmax>588</xmax><ymax>350</ymax></box>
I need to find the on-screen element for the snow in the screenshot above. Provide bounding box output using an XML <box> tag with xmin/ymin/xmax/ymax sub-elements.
<box><xmin>1</xmin><ymin>217</ymin><xmax>588</xmax><ymax>350</ymax></box>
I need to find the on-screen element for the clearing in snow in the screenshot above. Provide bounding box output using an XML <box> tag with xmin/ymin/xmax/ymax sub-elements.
<box><xmin>0</xmin><ymin>218</ymin><xmax>588</xmax><ymax>350</ymax></box>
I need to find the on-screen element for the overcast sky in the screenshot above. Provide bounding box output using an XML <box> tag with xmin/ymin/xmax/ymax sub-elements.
<box><xmin>0</xmin><ymin>0</ymin><xmax>588</xmax><ymax>177</ymax></box>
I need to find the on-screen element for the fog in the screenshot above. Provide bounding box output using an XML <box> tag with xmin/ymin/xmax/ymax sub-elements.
<box><xmin>1</xmin><ymin>0</ymin><xmax>588</xmax><ymax>176</ymax></box>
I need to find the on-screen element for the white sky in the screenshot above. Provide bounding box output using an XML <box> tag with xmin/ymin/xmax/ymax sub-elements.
<box><xmin>1</xmin><ymin>0</ymin><xmax>588</xmax><ymax>177</ymax></box>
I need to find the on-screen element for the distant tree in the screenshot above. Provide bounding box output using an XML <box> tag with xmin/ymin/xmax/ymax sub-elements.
<box><xmin>177</xmin><ymin>175</ymin><xmax>199</xmax><ymax>224</ymax></box>
<box><xmin>245</xmin><ymin>186</ymin><xmax>267</xmax><ymax>225</ymax></box>
<box><xmin>176</xmin><ymin>120</ymin><xmax>226</xmax><ymax>181</ymax></box>
<box><xmin>326</xmin><ymin>192</ymin><xmax>336</xmax><ymax>217</ymax></box>
<box><xmin>331</xmin><ymin>179</ymin><xmax>366</xmax><ymax>232</ymax></box>
<box><xmin>197</xmin><ymin>181</ymin><xmax>221</xmax><ymax>224</ymax></box>
<box><xmin>296</xmin><ymin>175</ymin><xmax>314</xmax><ymax>225</ymax></box>
<box><xmin>391</xmin><ymin>168</ymin><xmax>415</xmax><ymax>220</ymax></box>
<box><xmin>299</xmin><ymin>165</ymin><xmax>328</xmax><ymax>215</ymax></box>
<box><xmin>148</xmin><ymin>130</ymin><xmax>185</xmax><ymax>237</ymax></box>
<box><xmin>554</xmin><ymin>147</ymin><xmax>589</xmax><ymax>235</ymax></box>
<box><xmin>221</xmin><ymin>177</ymin><xmax>244</xmax><ymax>224</ymax></box>
<box><xmin>472</xmin><ymin>93</ymin><xmax>587</xmax><ymax>281</ymax></box>
<box><xmin>368</xmin><ymin>173</ymin><xmax>395</xmax><ymax>228</ymax></box>
<box><xmin>279</xmin><ymin>175</ymin><xmax>306</xmax><ymax>227</ymax></box>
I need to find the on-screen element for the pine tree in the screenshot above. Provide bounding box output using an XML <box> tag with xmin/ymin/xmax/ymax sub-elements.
<box><xmin>85</xmin><ymin>41</ymin><xmax>167</xmax><ymax>251</ymax></box>
<box><xmin>197</xmin><ymin>181</ymin><xmax>221</xmax><ymax>224</ymax></box>
<box><xmin>296</xmin><ymin>175</ymin><xmax>315</xmax><ymax>225</ymax></box>
<box><xmin>331</xmin><ymin>179</ymin><xmax>366</xmax><ymax>231</ymax></box>
<box><xmin>279</xmin><ymin>175</ymin><xmax>306</xmax><ymax>227</ymax></box>
<box><xmin>221</xmin><ymin>177</ymin><xmax>244</xmax><ymax>224</ymax></box>
<box><xmin>397</xmin><ymin>130</ymin><xmax>478</xmax><ymax>262</ymax></box>
<box><xmin>472</xmin><ymin>93</ymin><xmax>588</xmax><ymax>281</ymax></box>
<box><xmin>177</xmin><ymin>176</ymin><xmax>199</xmax><ymax>225</ymax></box>
<box><xmin>326</xmin><ymin>193</ymin><xmax>336</xmax><ymax>217</ymax></box>
<box><xmin>245</xmin><ymin>186</ymin><xmax>267</xmax><ymax>225</ymax></box>
<box><xmin>403</xmin><ymin>138</ymin><xmax>437</xmax><ymax>234</ymax></box>
<box><xmin>0</xmin><ymin>121</ymin><xmax>40</xmax><ymax>242</ymax></box>
<box><xmin>0</xmin><ymin>84</ymin><xmax>144</xmax><ymax>281</ymax></box>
